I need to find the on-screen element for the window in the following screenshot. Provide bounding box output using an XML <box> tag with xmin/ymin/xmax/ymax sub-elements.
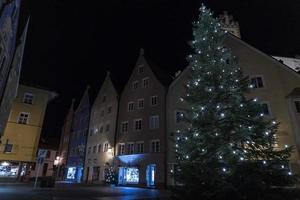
<box><xmin>102</xmin><ymin>95</ymin><xmax>106</xmax><ymax>102</ymax></box>
<box><xmin>132</xmin><ymin>81</ymin><xmax>139</xmax><ymax>90</ymax></box>
<box><xmin>23</xmin><ymin>93</ymin><xmax>34</xmax><ymax>104</ymax></box>
<box><xmin>93</xmin><ymin>146</ymin><xmax>97</xmax><ymax>154</ymax></box>
<box><xmin>151</xmin><ymin>96</ymin><xmax>158</xmax><ymax>106</ymax></box>
<box><xmin>4</xmin><ymin>144</ymin><xmax>13</xmax><ymax>153</ymax></box>
<box><xmin>149</xmin><ymin>115</ymin><xmax>159</xmax><ymax>129</ymax></box>
<box><xmin>106</xmin><ymin>123</ymin><xmax>110</xmax><ymax>132</ymax></box>
<box><xmin>98</xmin><ymin>144</ymin><xmax>102</xmax><ymax>153</ymax></box>
<box><xmin>127</xmin><ymin>143</ymin><xmax>135</xmax><ymax>154</ymax></box>
<box><xmin>136</xmin><ymin>142</ymin><xmax>144</xmax><ymax>154</ymax></box>
<box><xmin>138</xmin><ymin>65</ymin><xmax>144</xmax><ymax>73</ymax></box>
<box><xmin>295</xmin><ymin>101</ymin><xmax>300</xmax><ymax>113</ymax></box>
<box><xmin>128</xmin><ymin>102</ymin><xmax>135</xmax><ymax>111</ymax></box>
<box><xmin>137</xmin><ymin>99</ymin><xmax>144</xmax><ymax>109</ymax></box>
<box><xmin>134</xmin><ymin>119</ymin><xmax>142</xmax><ymax>131</ymax></box>
<box><xmin>250</xmin><ymin>76</ymin><xmax>264</xmax><ymax>88</ymax></box>
<box><xmin>151</xmin><ymin>140</ymin><xmax>160</xmax><ymax>153</ymax></box>
<box><xmin>118</xmin><ymin>144</ymin><xmax>125</xmax><ymax>155</ymax></box>
<box><xmin>143</xmin><ymin>78</ymin><xmax>149</xmax><ymax>88</ymax></box>
<box><xmin>108</xmin><ymin>106</ymin><xmax>112</xmax><ymax>114</ymax></box>
<box><xmin>175</xmin><ymin>111</ymin><xmax>185</xmax><ymax>123</ymax></box>
<box><xmin>261</xmin><ymin>103</ymin><xmax>271</xmax><ymax>116</ymax></box>
<box><xmin>88</xmin><ymin>147</ymin><xmax>91</xmax><ymax>154</ymax></box>
<box><xmin>121</xmin><ymin>122</ymin><xmax>128</xmax><ymax>133</ymax></box>
<box><xmin>17</xmin><ymin>112</ymin><xmax>29</xmax><ymax>124</ymax></box>
<box><xmin>103</xmin><ymin>143</ymin><xmax>109</xmax><ymax>152</ymax></box>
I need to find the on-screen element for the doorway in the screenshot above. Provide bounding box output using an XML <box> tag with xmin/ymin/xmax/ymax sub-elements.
<box><xmin>146</xmin><ymin>164</ymin><xmax>156</xmax><ymax>187</ymax></box>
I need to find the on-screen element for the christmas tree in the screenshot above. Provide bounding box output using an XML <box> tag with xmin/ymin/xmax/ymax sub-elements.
<box><xmin>104</xmin><ymin>166</ymin><xmax>117</xmax><ymax>185</ymax></box>
<box><xmin>173</xmin><ymin>5</ymin><xmax>296</xmax><ymax>200</ymax></box>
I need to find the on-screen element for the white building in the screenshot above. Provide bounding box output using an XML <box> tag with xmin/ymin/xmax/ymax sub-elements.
<box><xmin>273</xmin><ymin>56</ymin><xmax>300</xmax><ymax>72</ymax></box>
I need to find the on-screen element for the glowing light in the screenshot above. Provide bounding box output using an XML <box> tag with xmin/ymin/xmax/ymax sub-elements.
<box><xmin>220</xmin><ymin>113</ymin><xmax>225</xmax><ymax>117</ymax></box>
<box><xmin>285</xmin><ymin>145</ymin><xmax>289</xmax><ymax>148</ymax></box>
<box><xmin>263</xmin><ymin>160</ymin><xmax>266</xmax><ymax>165</ymax></box>
<box><xmin>253</xmin><ymin>98</ymin><xmax>258</xmax><ymax>102</ymax></box>
<box><xmin>1</xmin><ymin>162</ymin><xmax>10</xmax><ymax>167</ymax></box>
<box><xmin>288</xmin><ymin>172</ymin><xmax>292</xmax><ymax>175</ymax></box>
<box><xmin>281</xmin><ymin>165</ymin><xmax>285</xmax><ymax>169</ymax></box>
<box><xmin>222</xmin><ymin>168</ymin><xmax>227</xmax><ymax>172</ymax></box>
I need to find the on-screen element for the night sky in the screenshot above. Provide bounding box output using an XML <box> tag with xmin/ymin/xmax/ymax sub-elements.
<box><xmin>19</xmin><ymin>0</ymin><xmax>300</xmax><ymax>147</ymax></box>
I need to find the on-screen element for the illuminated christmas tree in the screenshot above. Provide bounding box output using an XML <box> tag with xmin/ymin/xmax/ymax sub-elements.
<box><xmin>173</xmin><ymin>5</ymin><xmax>296</xmax><ymax>200</ymax></box>
<box><xmin>105</xmin><ymin>166</ymin><xmax>117</xmax><ymax>185</ymax></box>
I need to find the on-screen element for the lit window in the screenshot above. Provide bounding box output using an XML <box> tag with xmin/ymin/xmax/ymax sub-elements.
<box><xmin>103</xmin><ymin>143</ymin><xmax>109</xmax><ymax>152</ymax></box>
<box><xmin>138</xmin><ymin>99</ymin><xmax>144</xmax><ymax>109</ymax></box>
<box><xmin>149</xmin><ymin>115</ymin><xmax>159</xmax><ymax>129</ymax></box>
<box><xmin>151</xmin><ymin>96</ymin><xmax>158</xmax><ymax>106</ymax></box>
<box><xmin>17</xmin><ymin>112</ymin><xmax>29</xmax><ymax>124</ymax></box>
<box><xmin>294</xmin><ymin>101</ymin><xmax>300</xmax><ymax>113</ymax></box>
<box><xmin>151</xmin><ymin>140</ymin><xmax>160</xmax><ymax>153</ymax></box>
<box><xmin>134</xmin><ymin>119</ymin><xmax>142</xmax><ymax>131</ymax></box>
<box><xmin>250</xmin><ymin>76</ymin><xmax>264</xmax><ymax>88</ymax></box>
<box><xmin>143</xmin><ymin>78</ymin><xmax>149</xmax><ymax>88</ymax></box>
<box><xmin>118</xmin><ymin>144</ymin><xmax>125</xmax><ymax>155</ymax></box>
<box><xmin>108</xmin><ymin>106</ymin><xmax>112</xmax><ymax>114</ymax></box>
<box><xmin>261</xmin><ymin>103</ymin><xmax>271</xmax><ymax>116</ymax></box>
<box><xmin>121</xmin><ymin>122</ymin><xmax>128</xmax><ymax>133</ymax></box>
<box><xmin>133</xmin><ymin>81</ymin><xmax>139</xmax><ymax>90</ymax></box>
<box><xmin>23</xmin><ymin>93</ymin><xmax>34</xmax><ymax>104</ymax></box>
<box><xmin>127</xmin><ymin>143</ymin><xmax>135</xmax><ymax>154</ymax></box>
<box><xmin>136</xmin><ymin>142</ymin><xmax>144</xmax><ymax>154</ymax></box>
<box><xmin>128</xmin><ymin>102</ymin><xmax>135</xmax><ymax>111</ymax></box>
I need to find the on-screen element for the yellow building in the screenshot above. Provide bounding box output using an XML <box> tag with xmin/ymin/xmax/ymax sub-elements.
<box><xmin>0</xmin><ymin>84</ymin><xmax>57</xmax><ymax>179</ymax></box>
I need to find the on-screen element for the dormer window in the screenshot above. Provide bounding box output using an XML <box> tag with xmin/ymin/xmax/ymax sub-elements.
<box><xmin>132</xmin><ymin>81</ymin><xmax>139</xmax><ymax>90</ymax></box>
<box><xmin>138</xmin><ymin>65</ymin><xmax>144</xmax><ymax>73</ymax></box>
<box><xmin>143</xmin><ymin>78</ymin><xmax>149</xmax><ymax>88</ymax></box>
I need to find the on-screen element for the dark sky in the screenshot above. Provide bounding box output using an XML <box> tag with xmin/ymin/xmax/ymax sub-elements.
<box><xmin>19</xmin><ymin>0</ymin><xmax>300</xmax><ymax>147</ymax></box>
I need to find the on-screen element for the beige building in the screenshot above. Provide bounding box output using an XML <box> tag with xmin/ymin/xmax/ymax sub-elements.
<box><xmin>84</xmin><ymin>72</ymin><xmax>119</xmax><ymax>183</ymax></box>
<box><xmin>0</xmin><ymin>84</ymin><xmax>57</xmax><ymax>179</ymax></box>
<box><xmin>115</xmin><ymin>49</ymin><xmax>172</xmax><ymax>188</ymax></box>
<box><xmin>166</xmin><ymin>34</ymin><xmax>300</xmax><ymax>186</ymax></box>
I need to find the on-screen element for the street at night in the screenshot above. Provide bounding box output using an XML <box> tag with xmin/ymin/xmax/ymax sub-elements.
<box><xmin>0</xmin><ymin>183</ymin><xmax>170</xmax><ymax>200</ymax></box>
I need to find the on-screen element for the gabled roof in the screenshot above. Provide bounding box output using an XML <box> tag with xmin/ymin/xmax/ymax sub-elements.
<box><xmin>170</xmin><ymin>33</ymin><xmax>300</xmax><ymax>88</ymax></box>
<box><xmin>138</xmin><ymin>48</ymin><xmax>173</xmax><ymax>87</ymax></box>
<box><xmin>75</xmin><ymin>86</ymin><xmax>90</xmax><ymax>113</ymax></box>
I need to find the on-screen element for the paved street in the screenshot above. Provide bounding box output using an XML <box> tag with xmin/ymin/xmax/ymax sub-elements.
<box><xmin>0</xmin><ymin>183</ymin><xmax>170</xmax><ymax>200</ymax></box>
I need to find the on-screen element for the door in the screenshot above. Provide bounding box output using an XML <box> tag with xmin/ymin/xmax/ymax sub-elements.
<box><xmin>146</xmin><ymin>164</ymin><xmax>156</xmax><ymax>187</ymax></box>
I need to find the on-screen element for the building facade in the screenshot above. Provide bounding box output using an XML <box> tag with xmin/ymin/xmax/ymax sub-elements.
<box><xmin>0</xmin><ymin>0</ymin><xmax>29</xmax><ymax>137</ymax></box>
<box><xmin>57</xmin><ymin>99</ymin><xmax>75</xmax><ymax>180</ymax></box>
<box><xmin>66</xmin><ymin>87</ymin><xmax>90</xmax><ymax>183</ymax></box>
<box><xmin>166</xmin><ymin>34</ymin><xmax>300</xmax><ymax>186</ymax></box>
<box><xmin>219</xmin><ymin>11</ymin><xmax>241</xmax><ymax>38</ymax></box>
<box><xmin>0</xmin><ymin>84</ymin><xmax>57</xmax><ymax>179</ymax></box>
<box><xmin>114</xmin><ymin>49</ymin><xmax>171</xmax><ymax>188</ymax></box>
<box><xmin>84</xmin><ymin>72</ymin><xmax>119</xmax><ymax>183</ymax></box>
<box><xmin>29</xmin><ymin>148</ymin><xmax>57</xmax><ymax>178</ymax></box>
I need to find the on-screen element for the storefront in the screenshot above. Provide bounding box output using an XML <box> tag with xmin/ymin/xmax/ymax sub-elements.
<box><xmin>118</xmin><ymin>167</ymin><xmax>139</xmax><ymax>185</ymax></box>
<box><xmin>0</xmin><ymin>161</ymin><xmax>19</xmax><ymax>178</ymax></box>
<box><xmin>66</xmin><ymin>166</ymin><xmax>83</xmax><ymax>183</ymax></box>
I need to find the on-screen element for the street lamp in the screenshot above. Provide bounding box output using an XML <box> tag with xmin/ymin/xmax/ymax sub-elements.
<box><xmin>54</xmin><ymin>156</ymin><xmax>62</xmax><ymax>180</ymax></box>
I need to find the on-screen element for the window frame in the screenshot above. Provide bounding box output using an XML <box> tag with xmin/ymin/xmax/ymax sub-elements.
<box><xmin>128</xmin><ymin>102</ymin><xmax>135</xmax><ymax>111</ymax></box>
<box><xmin>250</xmin><ymin>75</ymin><xmax>265</xmax><ymax>89</ymax></box>
<box><xmin>133</xmin><ymin>119</ymin><xmax>142</xmax><ymax>132</ymax></box>
<box><xmin>149</xmin><ymin>115</ymin><xmax>159</xmax><ymax>129</ymax></box>
<box><xmin>150</xmin><ymin>140</ymin><xmax>160</xmax><ymax>153</ymax></box>
<box><xmin>132</xmin><ymin>81</ymin><xmax>139</xmax><ymax>90</ymax></box>
<box><xmin>261</xmin><ymin>101</ymin><xmax>272</xmax><ymax>117</ymax></box>
<box><xmin>137</xmin><ymin>98</ymin><xmax>144</xmax><ymax>109</ymax></box>
<box><xmin>142</xmin><ymin>77</ymin><xmax>149</xmax><ymax>88</ymax></box>
<box><xmin>17</xmin><ymin>112</ymin><xmax>30</xmax><ymax>124</ymax></box>
<box><xmin>121</xmin><ymin>121</ymin><xmax>129</xmax><ymax>133</ymax></box>
<box><xmin>23</xmin><ymin>93</ymin><xmax>34</xmax><ymax>104</ymax></box>
<box><xmin>150</xmin><ymin>95</ymin><xmax>158</xmax><ymax>106</ymax></box>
